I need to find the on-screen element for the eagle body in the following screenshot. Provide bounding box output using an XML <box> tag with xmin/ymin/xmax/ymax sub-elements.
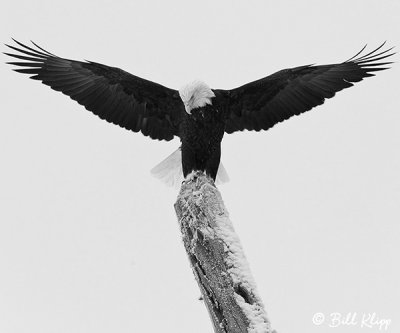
<box><xmin>180</xmin><ymin>102</ymin><xmax>225</xmax><ymax>179</ymax></box>
<box><xmin>5</xmin><ymin>40</ymin><xmax>394</xmax><ymax>185</ymax></box>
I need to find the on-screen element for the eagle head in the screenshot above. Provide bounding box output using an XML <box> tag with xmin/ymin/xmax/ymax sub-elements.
<box><xmin>179</xmin><ymin>80</ymin><xmax>215</xmax><ymax>114</ymax></box>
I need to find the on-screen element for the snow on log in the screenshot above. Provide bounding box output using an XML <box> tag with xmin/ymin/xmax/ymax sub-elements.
<box><xmin>174</xmin><ymin>171</ymin><xmax>273</xmax><ymax>333</ymax></box>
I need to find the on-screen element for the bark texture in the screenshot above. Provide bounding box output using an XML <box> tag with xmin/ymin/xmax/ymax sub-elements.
<box><xmin>174</xmin><ymin>171</ymin><xmax>273</xmax><ymax>333</ymax></box>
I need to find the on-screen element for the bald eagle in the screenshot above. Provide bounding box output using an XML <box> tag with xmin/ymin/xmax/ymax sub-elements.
<box><xmin>5</xmin><ymin>40</ymin><xmax>394</xmax><ymax>184</ymax></box>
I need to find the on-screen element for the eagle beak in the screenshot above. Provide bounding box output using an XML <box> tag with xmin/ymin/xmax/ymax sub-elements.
<box><xmin>184</xmin><ymin>103</ymin><xmax>191</xmax><ymax>114</ymax></box>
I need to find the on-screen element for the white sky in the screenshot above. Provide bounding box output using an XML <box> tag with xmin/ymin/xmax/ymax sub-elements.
<box><xmin>1</xmin><ymin>0</ymin><xmax>399</xmax><ymax>332</ymax></box>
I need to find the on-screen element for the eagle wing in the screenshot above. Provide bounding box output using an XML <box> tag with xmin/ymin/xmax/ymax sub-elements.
<box><xmin>215</xmin><ymin>43</ymin><xmax>394</xmax><ymax>134</ymax></box>
<box><xmin>5</xmin><ymin>39</ymin><xmax>184</xmax><ymax>141</ymax></box>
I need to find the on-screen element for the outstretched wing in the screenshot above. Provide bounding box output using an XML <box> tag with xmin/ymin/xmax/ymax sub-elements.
<box><xmin>215</xmin><ymin>43</ymin><xmax>394</xmax><ymax>134</ymax></box>
<box><xmin>5</xmin><ymin>39</ymin><xmax>184</xmax><ymax>141</ymax></box>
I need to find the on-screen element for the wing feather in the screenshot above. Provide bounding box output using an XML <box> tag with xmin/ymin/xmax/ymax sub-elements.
<box><xmin>5</xmin><ymin>40</ymin><xmax>184</xmax><ymax>141</ymax></box>
<box><xmin>217</xmin><ymin>44</ymin><xmax>394</xmax><ymax>134</ymax></box>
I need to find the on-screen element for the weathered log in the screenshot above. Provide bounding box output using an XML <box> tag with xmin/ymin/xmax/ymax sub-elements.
<box><xmin>174</xmin><ymin>171</ymin><xmax>273</xmax><ymax>333</ymax></box>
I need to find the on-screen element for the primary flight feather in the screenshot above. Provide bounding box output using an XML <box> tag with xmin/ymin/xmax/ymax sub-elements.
<box><xmin>5</xmin><ymin>39</ymin><xmax>394</xmax><ymax>183</ymax></box>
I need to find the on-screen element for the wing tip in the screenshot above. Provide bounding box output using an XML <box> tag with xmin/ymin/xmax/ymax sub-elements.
<box><xmin>344</xmin><ymin>42</ymin><xmax>396</xmax><ymax>75</ymax></box>
<box><xmin>346</xmin><ymin>42</ymin><xmax>395</xmax><ymax>64</ymax></box>
<box><xmin>4</xmin><ymin>38</ymin><xmax>56</xmax><ymax>60</ymax></box>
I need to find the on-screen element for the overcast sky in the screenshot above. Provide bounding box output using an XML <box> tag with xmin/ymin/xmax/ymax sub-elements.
<box><xmin>1</xmin><ymin>0</ymin><xmax>399</xmax><ymax>332</ymax></box>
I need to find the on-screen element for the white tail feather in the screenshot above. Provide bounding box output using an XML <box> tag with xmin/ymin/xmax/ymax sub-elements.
<box><xmin>150</xmin><ymin>148</ymin><xmax>229</xmax><ymax>187</ymax></box>
<box><xmin>150</xmin><ymin>149</ymin><xmax>183</xmax><ymax>187</ymax></box>
<box><xmin>216</xmin><ymin>162</ymin><xmax>230</xmax><ymax>184</ymax></box>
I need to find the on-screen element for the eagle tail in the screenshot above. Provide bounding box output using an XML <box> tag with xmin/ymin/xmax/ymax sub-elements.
<box><xmin>215</xmin><ymin>162</ymin><xmax>230</xmax><ymax>184</ymax></box>
<box><xmin>150</xmin><ymin>148</ymin><xmax>229</xmax><ymax>187</ymax></box>
<box><xmin>151</xmin><ymin>148</ymin><xmax>183</xmax><ymax>187</ymax></box>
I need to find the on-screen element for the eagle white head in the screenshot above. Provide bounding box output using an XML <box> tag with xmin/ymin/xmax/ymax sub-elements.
<box><xmin>179</xmin><ymin>80</ymin><xmax>215</xmax><ymax>114</ymax></box>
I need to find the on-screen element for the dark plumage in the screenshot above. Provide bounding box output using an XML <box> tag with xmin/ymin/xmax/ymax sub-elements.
<box><xmin>5</xmin><ymin>39</ymin><xmax>394</xmax><ymax>182</ymax></box>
